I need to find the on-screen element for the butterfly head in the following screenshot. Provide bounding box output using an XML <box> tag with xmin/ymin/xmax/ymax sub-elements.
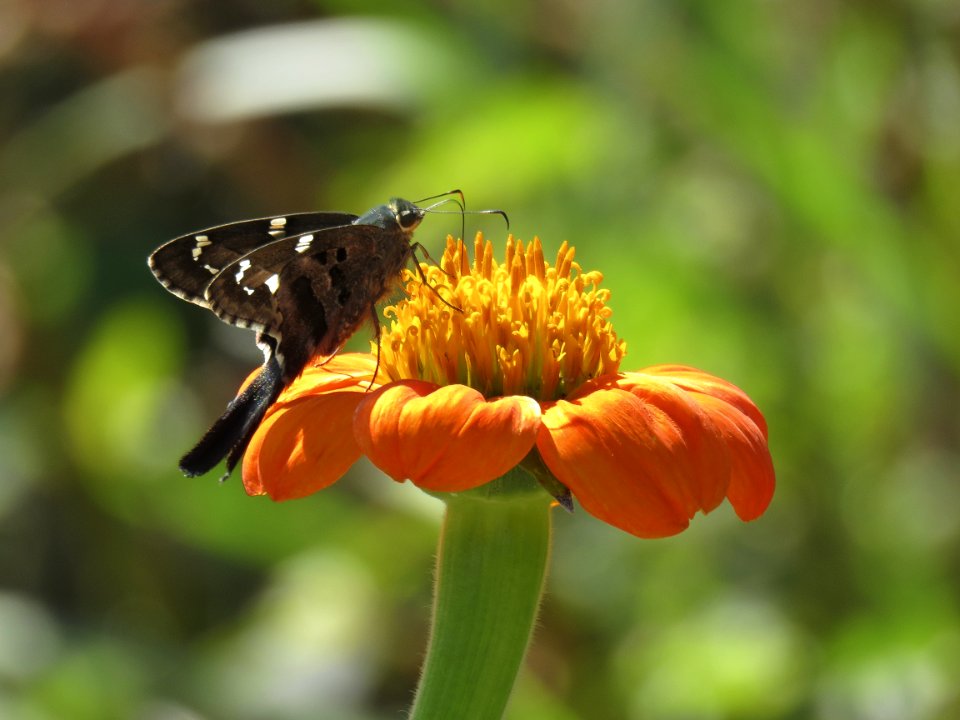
<box><xmin>353</xmin><ymin>198</ymin><xmax>425</xmax><ymax>237</ymax></box>
<box><xmin>389</xmin><ymin>198</ymin><xmax>426</xmax><ymax>234</ymax></box>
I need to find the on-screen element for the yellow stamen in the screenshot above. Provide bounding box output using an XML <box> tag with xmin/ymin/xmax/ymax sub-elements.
<box><xmin>378</xmin><ymin>234</ymin><xmax>627</xmax><ymax>401</ymax></box>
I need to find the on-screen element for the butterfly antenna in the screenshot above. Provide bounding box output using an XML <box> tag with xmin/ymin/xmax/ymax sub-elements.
<box><xmin>416</xmin><ymin>189</ymin><xmax>510</xmax><ymax>234</ymax></box>
<box><xmin>423</xmin><ymin>204</ymin><xmax>510</xmax><ymax>233</ymax></box>
<box><xmin>415</xmin><ymin>188</ymin><xmax>466</xmax><ymax>207</ymax></box>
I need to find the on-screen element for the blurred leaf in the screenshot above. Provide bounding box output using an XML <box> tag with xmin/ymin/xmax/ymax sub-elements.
<box><xmin>2</xmin><ymin>205</ymin><xmax>92</xmax><ymax>326</ymax></box>
<box><xmin>64</xmin><ymin>298</ymin><xmax>190</xmax><ymax>484</ymax></box>
<box><xmin>27</xmin><ymin>640</ymin><xmax>146</xmax><ymax>720</ymax></box>
<box><xmin>617</xmin><ymin>596</ymin><xmax>806</xmax><ymax>719</ymax></box>
<box><xmin>0</xmin><ymin>69</ymin><xmax>167</xmax><ymax>198</ymax></box>
<box><xmin>175</xmin><ymin>19</ymin><xmax>454</xmax><ymax>123</ymax></box>
<box><xmin>334</xmin><ymin>78</ymin><xmax>626</xmax><ymax>234</ymax></box>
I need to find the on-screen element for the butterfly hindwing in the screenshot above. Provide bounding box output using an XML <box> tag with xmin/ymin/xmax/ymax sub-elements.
<box><xmin>148</xmin><ymin>211</ymin><xmax>358</xmax><ymax>306</ymax></box>
<box><xmin>205</xmin><ymin>223</ymin><xmax>411</xmax><ymax>381</ymax></box>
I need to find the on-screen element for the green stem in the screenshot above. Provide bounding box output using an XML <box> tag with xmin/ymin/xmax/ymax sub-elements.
<box><xmin>409</xmin><ymin>471</ymin><xmax>553</xmax><ymax>720</ymax></box>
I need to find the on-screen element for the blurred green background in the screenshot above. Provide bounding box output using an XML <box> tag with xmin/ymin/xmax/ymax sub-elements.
<box><xmin>1</xmin><ymin>1</ymin><xmax>959</xmax><ymax>718</ymax></box>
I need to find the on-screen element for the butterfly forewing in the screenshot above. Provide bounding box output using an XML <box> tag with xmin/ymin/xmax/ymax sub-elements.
<box><xmin>148</xmin><ymin>211</ymin><xmax>358</xmax><ymax>306</ymax></box>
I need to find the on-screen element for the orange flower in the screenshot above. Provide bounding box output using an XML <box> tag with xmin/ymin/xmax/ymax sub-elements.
<box><xmin>242</xmin><ymin>235</ymin><xmax>775</xmax><ymax>538</ymax></box>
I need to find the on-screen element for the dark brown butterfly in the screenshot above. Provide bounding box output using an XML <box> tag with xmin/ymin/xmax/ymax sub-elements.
<box><xmin>148</xmin><ymin>193</ymin><xmax>506</xmax><ymax>480</ymax></box>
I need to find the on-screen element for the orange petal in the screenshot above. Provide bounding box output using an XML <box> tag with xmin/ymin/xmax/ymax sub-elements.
<box><xmin>611</xmin><ymin>373</ymin><xmax>731</xmax><ymax>513</ymax></box>
<box><xmin>242</xmin><ymin>391</ymin><xmax>366</xmax><ymax>501</ymax></box>
<box><xmin>236</xmin><ymin>352</ymin><xmax>378</xmax><ymax>403</ymax></box>
<box><xmin>354</xmin><ymin>380</ymin><xmax>541</xmax><ymax>492</ymax></box>
<box><xmin>641</xmin><ymin>365</ymin><xmax>775</xmax><ymax>520</ymax></box>
<box><xmin>275</xmin><ymin>352</ymin><xmax>379</xmax><ymax>403</ymax></box>
<box><xmin>683</xmin><ymin>392</ymin><xmax>774</xmax><ymax>520</ymax></box>
<box><xmin>538</xmin><ymin>386</ymin><xmax>705</xmax><ymax>538</ymax></box>
<box><xmin>642</xmin><ymin>365</ymin><xmax>769</xmax><ymax>437</ymax></box>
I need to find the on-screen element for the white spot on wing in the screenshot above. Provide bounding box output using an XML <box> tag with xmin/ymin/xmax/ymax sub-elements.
<box><xmin>234</xmin><ymin>258</ymin><xmax>252</xmax><ymax>283</ymax></box>
<box><xmin>203</xmin><ymin>264</ymin><xmax>218</xmax><ymax>275</ymax></box>
<box><xmin>295</xmin><ymin>234</ymin><xmax>314</xmax><ymax>253</ymax></box>
<box><xmin>243</xmin><ymin>286</ymin><xmax>255</xmax><ymax>295</ymax></box>
<box><xmin>265</xmin><ymin>273</ymin><xmax>280</xmax><ymax>294</ymax></box>
<box><xmin>191</xmin><ymin>235</ymin><xmax>211</xmax><ymax>261</ymax></box>
<box><xmin>268</xmin><ymin>230</ymin><xmax>286</xmax><ymax>238</ymax></box>
<box><xmin>270</xmin><ymin>218</ymin><xmax>287</xmax><ymax>228</ymax></box>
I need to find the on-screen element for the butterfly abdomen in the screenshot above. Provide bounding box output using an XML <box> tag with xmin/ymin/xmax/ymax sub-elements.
<box><xmin>179</xmin><ymin>355</ymin><xmax>284</xmax><ymax>478</ymax></box>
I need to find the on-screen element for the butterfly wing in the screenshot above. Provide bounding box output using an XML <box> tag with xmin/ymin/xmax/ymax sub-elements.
<box><xmin>148</xmin><ymin>212</ymin><xmax>358</xmax><ymax>306</ymax></box>
<box><xmin>205</xmin><ymin>223</ymin><xmax>410</xmax><ymax>382</ymax></box>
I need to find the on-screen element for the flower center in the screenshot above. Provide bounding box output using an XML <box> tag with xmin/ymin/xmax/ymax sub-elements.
<box><xmin>377</xmin><ymin>234</ymin><xmax>626</xmax><ymax>401</ymax></box>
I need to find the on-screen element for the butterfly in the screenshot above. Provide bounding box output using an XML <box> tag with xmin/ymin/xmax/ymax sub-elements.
<box><xmin>148</xmin><ymin>192</ymin><xmax>506</xmax><ymax>480</ymax></box>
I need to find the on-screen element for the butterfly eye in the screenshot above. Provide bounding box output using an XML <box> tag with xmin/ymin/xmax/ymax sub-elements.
<box><xmin>398</xmin><ymin>209</ymin><xmax>420</xmax><ymax>229</ymax></box>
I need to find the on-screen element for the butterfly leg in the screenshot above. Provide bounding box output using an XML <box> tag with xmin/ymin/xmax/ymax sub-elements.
<box><xmin>410</xmin><ymin>243</ymin><xmax>462</xmax><ymax>313</ymax></box>
<box><xmin>367</xmin><ymin>307</ymin><xmax>383</xmax><ymax>392</ymax></box>
<box><xmin>411</xmin><ymin>241</ymin><xmax>456</xmax><ymax>280</ymax></box>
